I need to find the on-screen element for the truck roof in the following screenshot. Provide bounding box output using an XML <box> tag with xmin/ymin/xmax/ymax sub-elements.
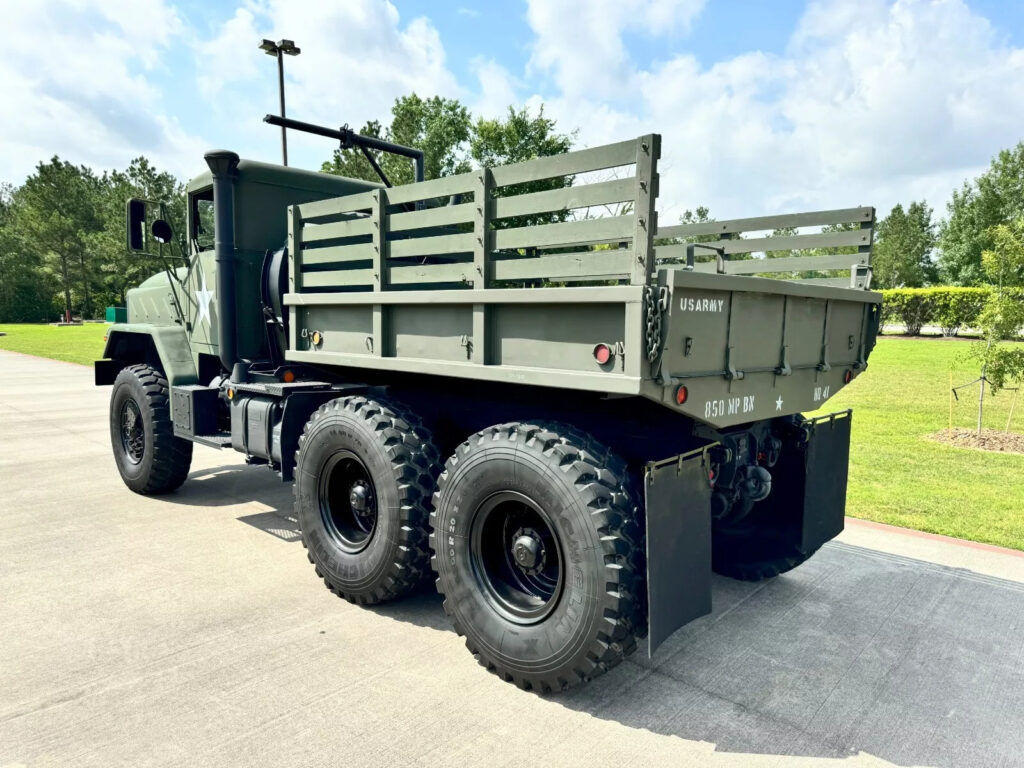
<box><xmin>186</xmin><ymin>156</ymin><xmax>383</xmax><ymax>197</ymax></box>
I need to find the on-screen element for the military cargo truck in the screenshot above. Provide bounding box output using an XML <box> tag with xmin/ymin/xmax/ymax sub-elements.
<box><xmin>96</xmin><ymin>117</ymin><xmax>880</xmax><ymax>692</ymax></box>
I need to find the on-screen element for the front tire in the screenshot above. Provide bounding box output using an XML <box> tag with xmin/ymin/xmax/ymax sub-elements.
<box><xmin>431</xmin><ymin>422</ymin><xmax>644</xmax><ymax>693</ymax></box>
<box><xmin>109</xmin><ymin>364</ymin><xmax>193</xmax><ymax>494</ymax></box>
<box><xmin>294</xmin><ymin>395</ymin><xmax>441</xmax><ymax>605</ymax></box>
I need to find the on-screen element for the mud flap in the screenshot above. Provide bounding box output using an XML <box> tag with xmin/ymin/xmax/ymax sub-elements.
<box><xmin>798</xmin><ymin>411</ymin><xmax>853</xmax><ymax>552</ymax></box>
<box><xmin>644</xmin><ymin>447</ymin><xmax>715</xmax><ymax>656</ymax></box>
<box><xmin>757</xmin><ymin>410</ymin><xmax>853</xmax><ymax>554</ymax></box>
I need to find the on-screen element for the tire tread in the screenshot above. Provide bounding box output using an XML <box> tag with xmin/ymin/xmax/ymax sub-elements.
<box><xmin>430</xmin><ymin>420</ymin><xmax>645</xmax><ymax>693</ymax></box>
<box><xmin>294</xmin><ymin>395</ymin><xmax>441</xmax><ymax>605</ymax></box>
<box><xmin>112</xmin><ymin>364</ymin><xmax>192</xmax><ymax>494</ymax></box>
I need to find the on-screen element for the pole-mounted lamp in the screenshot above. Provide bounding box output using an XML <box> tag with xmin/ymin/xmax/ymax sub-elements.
<box><xmin>259</xmin><ymin>38</ymin><xmax>301</xmax><ymax>166</ymax></box>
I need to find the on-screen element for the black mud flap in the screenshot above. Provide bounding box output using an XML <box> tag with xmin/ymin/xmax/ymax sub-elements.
<box><xmin>94</xmin><ymin>359</ymin><xmax>121</xmax><ymax>386</ymax></box>
<box><xmin>759</xmin><ymin>410</ymin><xmax>854</xmax><ymax>553</ymax></box>
<box><xmin>798</xmin><ymin>411</ymin><xmax>853</xmax><ymax>552</ymax></box>
<box><xmin>644</xmin><ymin>447</ymin><xmax>715</xmax><ymax>656</ymax></box>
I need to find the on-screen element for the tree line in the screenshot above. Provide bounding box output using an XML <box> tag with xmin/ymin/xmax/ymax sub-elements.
<box><xmin>1</xmin><ymin>90</ymin><xmax>1022</xmax><ymax>323</ymax></box>
<box><xmin>870</xmin><ymin>142</ymin><xmax>1024</xmax><ymax>291</ymax></box>
<box><xmin>0</xmin><ymin>158</ymin><xmax>185</xmax><ymax>323</ymax></box>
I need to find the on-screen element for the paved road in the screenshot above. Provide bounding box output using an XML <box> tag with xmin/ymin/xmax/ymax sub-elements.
<box><xmin>2</xmin><ymin>349</ymin><xmax>1023</xmax><ymax>768</ymax></box>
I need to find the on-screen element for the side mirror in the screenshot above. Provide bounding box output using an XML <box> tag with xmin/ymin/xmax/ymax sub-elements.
<box><xmin>127</xmin><ymin>198</ymin><xmax>148</xmax><ymax>251</ymax></box>
<box><xmin>151</xmin><ymin>219</ymin><xmax>173</xmax><ymax>244</ymax></box>
<box><xmin>126</xmin><ymin>197</ymin><xmax>174</xmax><ymax>254</ymax></box>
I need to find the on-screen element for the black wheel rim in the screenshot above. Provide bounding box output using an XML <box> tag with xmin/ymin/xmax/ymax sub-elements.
<box><xmin>318</xmin><ymin>450</ymin><xmax>378</xmax><ymax>553</ymax></box>
<box><xmin>119</xmin><ymin>398</ymin><xmax>145</xmax><ymax>465</ymax></box>
<box><xmin>469</xmin><ymin>491</ymin><xmax>564</xmax><ymax>624</ymax></box>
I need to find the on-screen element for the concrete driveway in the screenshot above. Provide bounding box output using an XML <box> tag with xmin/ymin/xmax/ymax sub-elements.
<box><xmin>2</xmin><ymin>349</ymin><xmax>1023</xmax><ymax>768</ymax></box>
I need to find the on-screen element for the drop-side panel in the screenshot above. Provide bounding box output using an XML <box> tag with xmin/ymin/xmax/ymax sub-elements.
<box><xmin>298</xmin><ymin>305</ymin><xmax>373</xmax><ymax>356</ymax></box>
<box><xmin>284</xmin><ymin>287</ymin><xmax>647</xmax><ymax>395</ymax></box>
<box><xmin>491</xmin><ymin>303</ymin><xmax>625</xmax><ymax>371</ymax></box>
<box><xmin>391</xmin><ymin>305</ymin><xmax>473</xmax><ymax>362</ymax></box>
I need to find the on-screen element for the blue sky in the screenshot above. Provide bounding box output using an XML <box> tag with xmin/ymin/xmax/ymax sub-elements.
<box><xmin>3</xmin><ymin>0</ymin><xmax>1024</xmax><ymax>222</ymax></box>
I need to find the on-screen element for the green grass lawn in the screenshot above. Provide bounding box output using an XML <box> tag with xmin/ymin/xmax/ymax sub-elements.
<box><xmin>808</xmin><ymin>335</ymin><xmax>1024</xmax><ymax>551</ymax></box>
<box><xmin>2</xmin><ymin>323</ymin><xmax>1022</xmax><ymax>549</ymax></box>
<box><xmin>0</xmin><ymin>323</ymin><xmax>109</xmax><ymax>366</ymax></box>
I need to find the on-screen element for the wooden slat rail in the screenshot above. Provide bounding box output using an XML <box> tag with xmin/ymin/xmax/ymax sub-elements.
<box><xmin>655</xmin><ymin>228</ymin><xmax>870</xmax><ymax>259</ymax></box>
<box><xmin>290</xmin><ymin>140</ymin><xmax>872</xmax><ymax>293</ymax></box>
<box><xmin>657</xmin><ymin>207</ymin><xmax>874</xmax><ymax>239</ymax></box>
<box><xmin>654</xmin><ymin>206</ymin><xmax>876</xmax><ymax>289</ymax></box>
<box><xmin>292</xmin><ymin>134</ymin><xmax>657</xmax><ymax>291</ymax></box>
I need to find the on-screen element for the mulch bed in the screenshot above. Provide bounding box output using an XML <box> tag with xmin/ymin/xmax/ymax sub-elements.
<box><xmin>929</xmin><ymin>428</ymin><xmax>1024</xmax><ymax>455</ymax></box>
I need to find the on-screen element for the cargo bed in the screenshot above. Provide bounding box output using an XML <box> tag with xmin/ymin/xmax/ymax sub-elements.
<box><xmin>283</xmin><ymin>134</ymin><xmax>880</xmax><ymax>427</ymax></box>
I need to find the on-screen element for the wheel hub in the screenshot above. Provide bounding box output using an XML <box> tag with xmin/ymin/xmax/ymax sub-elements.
<box><xmin>349</xmin><ymin>480</ymin><xmax>373</xmax><ymax>517</ymax></box>
<box><xmin>119</xmin><ymin>398</ymin><xmax>145</xmax><ymax>465</ymax></box>
<box><xmin>511</xmin><ymin>527</ymin><xmax>546</xmax><ymax>575</ymax></box>
<box><xmin>318</xmin><ymin>451</ymin><xmax>378</xmax><ymax>553</ymax></box>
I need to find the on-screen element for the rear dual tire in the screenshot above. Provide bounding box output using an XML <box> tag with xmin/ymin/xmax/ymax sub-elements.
<box><xmin>431</xmin><ymin>422</ymin><xmax>645</xmax><ymax>692</ymax></box>
<box><xmin>712</xmin><ymin>524</ymin><xmax>818</xmax><ymax>581</ymax></box>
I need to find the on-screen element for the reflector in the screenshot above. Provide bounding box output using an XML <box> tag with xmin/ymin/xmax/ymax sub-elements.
<box><xmin>675</xmin><ymin>385</ymin><xmax>688</xmax><ymax>405</ymax></box>
<box><xmin>593</xmin><ymin>343</ymin><xmax>612</xmax><ymax>365</ymax></box>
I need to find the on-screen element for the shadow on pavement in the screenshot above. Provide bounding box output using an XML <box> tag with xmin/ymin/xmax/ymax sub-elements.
<box><xmin>159</xmin><ymin>463</ymin><xmax>302</xmax><ymax>540</ymax></box>
<box><xmin>159</xmin><ymin>462</ymin><xmax>294</xmax><ymax>510</ymax></box>
<box><xmin>173</xmin><ymin>462</ymin><xmax>1024</xmax><ymax>767</ymax></box>
<box><xmin>556</xmin><ymin>542</ymin><xmax>1024</xmax><ymax>768</ymax></box>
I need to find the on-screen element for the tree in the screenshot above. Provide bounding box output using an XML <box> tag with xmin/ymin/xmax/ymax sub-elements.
<box><xmin>16</xmin><ymin>158</ymin><xmax>103</xmax><ymax>320</ymax></box>
<box><xmin>470</xmin><ymin>105</ymin><xmax>574</xmax><ymax>230</ymax></box>
<box><xmin>0</xmin><ymin>184</ymin><xmax>57</xmax><ymax>322</ymax></box>
<box><xmin>873</xmin><ymin>201</ymin><xmax>937</xmax><ymax>288</ymax></box>
<box><xmin>321</xmin><ymin>95</ymin><xmax>472</xmax><ymax>185</ymax></box>
<box><xmin>679</xmin><ymin>206</ymin><xmax>712</xmax><ymax>228</ymax></box>
<box><xmin>322</xmin><ymin>97</ymin><xmax>573</xmax><ymax>192</ymax></box>
<box><xmin>939</xmin><ymin>142</ymin><xmax>1024</xmax><ymax>285</ymax></box>
<box><xmin>965</xmin><ymin>218</ymin><xmax>1024</xmax><ymax>432</ymax></box>
<box><xmin>322</xmin><ymin>97</ymin><xmax>574</xmax><ymax>234</ymax></box>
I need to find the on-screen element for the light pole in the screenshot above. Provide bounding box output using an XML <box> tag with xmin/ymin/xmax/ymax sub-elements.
<box><xmin>259</xmin><ymin>38</ymin><xmax>301</xmax><ymax>166</ymax></box>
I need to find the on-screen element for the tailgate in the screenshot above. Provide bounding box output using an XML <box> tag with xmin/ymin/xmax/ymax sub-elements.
<box><xmin>652</xmin><ymin>269</ymin><xmax>882</xmax><ymax>428</ymax></box>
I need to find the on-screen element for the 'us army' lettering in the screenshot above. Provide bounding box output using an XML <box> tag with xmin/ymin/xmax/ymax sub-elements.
<box><xmin>680</xmin><ymin>297</ymin><xmax>725</xmax><ymax>312</ymax></box>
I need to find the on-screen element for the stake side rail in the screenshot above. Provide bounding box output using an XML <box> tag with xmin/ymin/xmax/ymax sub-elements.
<box><xmin>655</xmin><ymin>206</ymin><xmax>876</xmax><ymax>289</ymax></box>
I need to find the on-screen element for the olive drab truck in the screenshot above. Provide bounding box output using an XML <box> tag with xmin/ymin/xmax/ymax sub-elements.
<box><xmin>96</xmin><ymin>114</ymin><xmax>880</xmax><ymax>692</ymax></box>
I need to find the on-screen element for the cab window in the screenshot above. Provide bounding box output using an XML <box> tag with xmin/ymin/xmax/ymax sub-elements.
<box><xmin>191</xmin><ymin>188</ymin><xmax>215</xmax><ymax>251</ymax></box>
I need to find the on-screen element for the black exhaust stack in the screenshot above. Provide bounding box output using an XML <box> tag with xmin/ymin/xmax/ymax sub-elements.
<box><xmin>204</xmin><ymin>150</ymin><xmax>241</xmax><ymax>377</ymax></box>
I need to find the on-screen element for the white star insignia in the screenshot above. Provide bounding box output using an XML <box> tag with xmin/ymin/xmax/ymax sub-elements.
<box><xmin>775</xmin><ymin>395</ymin><xmax>784</xmax><ymax>412</ymax></box>
<box><xmin>195</xmin><ymin>275</ymin><xmax>214</xmax><ymax>327</ymax></box>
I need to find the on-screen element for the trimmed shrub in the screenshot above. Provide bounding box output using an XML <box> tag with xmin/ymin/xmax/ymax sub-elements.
<box><xmin>880</xmin><ymin>286</ymin><xmax>1024</xmax><ymax>336</ymax></box>
<box><xmin>881</xmin><ymin>288</ymin><xmax>935</xmax><ymax>336</ymax></box>
<box><xmin>930</xmin><ymin>288</ymin><xmax>988</xmax><ymax>336</ymax></box>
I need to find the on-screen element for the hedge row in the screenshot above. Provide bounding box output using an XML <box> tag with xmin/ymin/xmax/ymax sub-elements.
<box><xmin>880</xmin><ymin>287</ymin><xmax>1024</xmax><ymax>336</ymax></box>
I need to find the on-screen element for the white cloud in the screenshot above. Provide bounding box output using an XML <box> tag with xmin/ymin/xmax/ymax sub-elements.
<box><xmin>518</xmin><ymin>0</ymin><xmax>1024</xmax><ymax>223</ymax></box>
<box><xmin>0</xmin><ymin>0</ymin><xmax>204</xmax><ymax>182</ymax></box>
<box><xmin>525</xmin><ymin>0</ymin><xmax>707</xmax><ymax>101</ymax></box>
<box><xmin>471</xmin><ymin>58</ymin><xmax>521</xmax><ymax>119</ymax></box>
<box><xmin>3</xmin><ymin>0</ymin><xmax>1021</xmax><ymax>227</ymax></box>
